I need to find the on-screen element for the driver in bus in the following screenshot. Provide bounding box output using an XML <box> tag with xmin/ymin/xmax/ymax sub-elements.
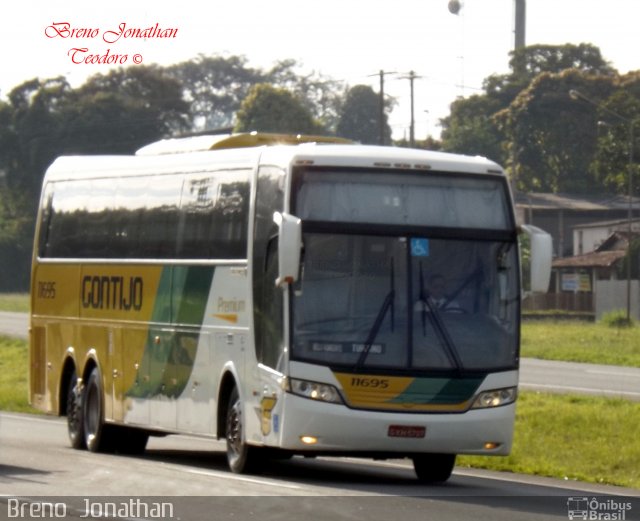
<box><xmin>417</xmin><ymin>274</ymin><xmax>463</xmax><ymax>313</ymax></box>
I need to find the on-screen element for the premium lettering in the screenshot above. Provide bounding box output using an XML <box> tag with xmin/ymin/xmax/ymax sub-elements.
<box><xmin>81</xmin><ymin>275</ymin><xmax>143</xmax><ymax>311</ymax></box>
<box><xmin>217</xmin><ymin>297</ymin><xmax>245</xmax><ymax>313</ymax></box>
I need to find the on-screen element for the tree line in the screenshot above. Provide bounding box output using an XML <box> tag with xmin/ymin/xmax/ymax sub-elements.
<box><xmin>1</xmin><ymin>45</ymin><xmax>639</xmax><ymax>291</ymax></box>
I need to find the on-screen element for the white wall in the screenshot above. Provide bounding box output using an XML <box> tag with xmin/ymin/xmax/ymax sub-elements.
<box><xmin>595</xmin><ymin>280</ymin><xmax>640</xmax><ymax>320</ymax></box>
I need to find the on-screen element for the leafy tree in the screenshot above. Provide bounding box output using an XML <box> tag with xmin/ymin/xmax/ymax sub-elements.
<box><xmin>4</xmin><ymin>77</ymin><xmax>73</xmax><ymax>201</ymax></box>
<box><xmin>66</xmin><ymin>65</ymin><xmax>191</xmax><ymax>154</ymax></box>
<box><xmin>495</xmin><ymin>69</ymin><xmax>616</xmax><ymax>193</ymax></box>
<box><xmin>336</xmin><ymin>85</ymin><xmax>391</xmax><ymax>145</ymax></box>
<box><xmin>394</xmin><ymin>136</ymin><xmax>442</xmax><ymax>150</ymax></box>
<box><xmin>234</xmin><ymin>83</ymin><xmax>324</xmax><ymax>134</ymax></box>
<box><xmin>0</xmin><ymin>70</ymin><xmax>190</xmax><ymax>291</ymax></box>
<box><xmin>266</xmin><ymin>59</ymin><xmax>344</xmax><ymax>132</ymax></box>
<box><xmin>590</xmin><ymin>72</ymin><xmax>640</xmax><ymax>194</ymax></box>
<box><xmin>441</xmin><ymin>43</ymin><xmax>616</xmax><ymax>175</ymax></box>
<box><xmin>618</xmin><ymin>237</ymin><xmax>640</xmax><ymax>280</ymax></box>
<box><xmin>0</xmin><ymin>78</ymin><xmax>70</xmax><ymax>291</ymax></box>
<box><xmin>168</xmin><ymin>55</ymin><xmax>344</xmax><ymax>133</ymax></box>
<box><xmin>440</xmin><ymin>94</ymin><xmax>505</xmax><ymax>163</ymax></box>
<box><xmin>167</xmin><ymin>55</ymin><xmax>263</xmax><ymax>131</ymax></box>
<box><xmin>509</xmin><ymin>43</ymin><xmax>615</xmax><ymax>83</ymax></box>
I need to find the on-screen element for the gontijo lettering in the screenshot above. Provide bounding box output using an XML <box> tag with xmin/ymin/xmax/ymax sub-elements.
<box><xmin>81</xmin><ymin>275</ymin><xmax>143</xmax><ymax>311</ymax></box>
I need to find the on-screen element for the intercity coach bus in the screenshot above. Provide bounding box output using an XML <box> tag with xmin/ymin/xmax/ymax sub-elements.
<box><xmin>30</xmin><ymin>132</ymin><xmax>551</xmax><ymax>482</ymax></box>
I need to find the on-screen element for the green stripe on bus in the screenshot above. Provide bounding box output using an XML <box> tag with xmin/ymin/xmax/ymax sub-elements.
<box><xmin>127</xmin><ymin>266</ymin><xmax>215</xmax><ymax>399</ymax></box>
<box><xmin>387</xmin><ymin>376</ymin><xmax>484</xmax><ymax>405</ymax></box>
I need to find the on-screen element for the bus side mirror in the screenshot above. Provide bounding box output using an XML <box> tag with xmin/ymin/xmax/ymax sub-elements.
<box><xmin>520</xmin><ymin>224</ymin><xmax>552</xmax><ymax>293</ymax></box>
<box><xmin>273</xmin><ymin>212</ymin><xmax>302</xmax><ymax>287</ymax></box>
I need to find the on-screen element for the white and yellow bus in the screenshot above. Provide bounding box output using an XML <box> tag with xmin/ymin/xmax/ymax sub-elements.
<box><xmin>30</xmin><ymin>132</ymin><xmax>551</xmax><ymax>482</ymax></box>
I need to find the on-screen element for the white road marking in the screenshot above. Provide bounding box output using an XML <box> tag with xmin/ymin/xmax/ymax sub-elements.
<box><xmin>178</xmin><ymin>467</ymin><xmax>303</xmax><ymax>490</ymax></box>
<box><xmin>520</xmin><ymin>382</ymin><xmax>640</xmax><ymax>398</ymax></box>
<box><xmin>585</xmin><ymin>369</ymin><xmax>640</xmax><ymax>378</ymax></box>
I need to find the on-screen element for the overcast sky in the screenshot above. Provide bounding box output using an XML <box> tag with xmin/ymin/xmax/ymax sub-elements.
<box><xmin>3</xmin><ymin>0</ymin><xmax>639</xmax><ymax>139</ymax></box>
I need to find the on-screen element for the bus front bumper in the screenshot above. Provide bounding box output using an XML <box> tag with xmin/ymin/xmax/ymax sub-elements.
<box><xmin>275</xmin><ymin>393</ymin><xmax>515</xmax><ymax>456</ymax></box>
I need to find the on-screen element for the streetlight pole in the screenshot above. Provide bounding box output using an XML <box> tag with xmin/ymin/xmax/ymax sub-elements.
<box><xmin>569</xmin><ymin>89</ymin><xmax>637</xmax><ymax>322</ymax></box>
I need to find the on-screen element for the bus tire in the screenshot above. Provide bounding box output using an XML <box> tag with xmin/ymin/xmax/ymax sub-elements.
<box><xmin>412</xmin><ymin>453</ymin><xmax>456</xmax><ymax>483</ymax></box>
<box><xmin>82</xmin><ymin>367</ymin><xmax>113</xmax><ymax>453</ymax></box>
<box><xmin>225</xmin><ymin>386</ymin><xmax>260</xmax><ymax>474</ymax></box>
<box><xmin>66</xmin><ymin>369</ymin><xmax>86</xmax><ymax>450</ymax></box>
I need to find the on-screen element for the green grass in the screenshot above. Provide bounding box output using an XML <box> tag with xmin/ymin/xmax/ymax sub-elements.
<box><xmin>1</xmin><ymin>334</ymin><xmax>638</xmax><ymax>488</ymax></box>
<box><xmin>521</xmin><ymin>321</ymin><xmax>640</xmax><ymax>367</ymax></box>
<box><xmin>0</xmin><ymin>293</ymin><xmax>30</xmax><ymax>313</ymax></box>
<box><xmin>459</xmin><ymin>392</ymin><xmax>640</xmax><ymax>489</ymax></box>
<box><xmin>0</xmin><ymin>335</ymin><xmax>38</xmax><ymax>413</ymax></box>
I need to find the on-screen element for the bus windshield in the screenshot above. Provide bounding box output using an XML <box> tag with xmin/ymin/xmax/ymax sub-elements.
<box><xmin>291</xmin><ymin>169</ymin><xmax>519</xmax><ymax>373</ymax></box>
<box><xmin>291</xmin><ymin>234</ymin><xmax>519</xmax><ymax>372</ymax></box>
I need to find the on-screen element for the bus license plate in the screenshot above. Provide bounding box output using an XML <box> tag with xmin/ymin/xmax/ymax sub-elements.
<box><xmin>388</xmin><ymin>425</ymin><xmax>426</xmax><ymax>438</ymax></box>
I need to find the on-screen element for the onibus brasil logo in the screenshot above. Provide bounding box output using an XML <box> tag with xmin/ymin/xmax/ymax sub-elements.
<box><xmin>567</xmin><ymin>497</ymin><xmax>633</xmax><ymax>520</ymax></box>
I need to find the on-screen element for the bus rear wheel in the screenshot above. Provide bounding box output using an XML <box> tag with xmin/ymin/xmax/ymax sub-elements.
<box><xmin>225</xmin><ymin>387</ymin><xmax>261</xmax><ymax>474</ymax></box>
<box><xmin>83</xmin><ymin>367</ymin><xmax>113</xmax><ymax>453</ymax></box>
<box><xmin>66</xmin><ymin>369</ymin><xmax>86</xmax><ymax>450</ymax></box>
<box><xmin>412</xmin><ymin>453</ymin><xmax>456</xmax><ymax>483</ymax></box>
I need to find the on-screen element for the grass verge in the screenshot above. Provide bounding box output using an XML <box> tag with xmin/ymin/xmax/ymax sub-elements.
<box><xmin>458</xmin><ymin>392</ymin><xmax>640</xmax><ymax>489</ymax></box>
<box><xmin>1</xmin><ymin>334</ymin><xmax>638</xmax><ymax>488</ymax></box>
<box><xmin>521</xmin><ymin>321</ymin><xmax>640</xmax><ymax>367</ymax></box>
<box><xmin>0</xmin><ymin>293</ymin><xmax>30</xmax><ymax>313</ymax></box>
<box><xmin>0</xmin><ymin>335</ymin><xmax>39</xmax><ymax>413</ymax></box>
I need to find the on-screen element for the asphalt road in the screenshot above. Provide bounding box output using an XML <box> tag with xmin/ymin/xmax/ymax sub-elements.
<box><xmin>0</xmin><ymin>312</ymin><xmax>28</xmax><ymax>340</ymax></box>
<box><xmin>0</xmin><ymin>412</ymin><xmax>638</xmax><ymax>521</ymax></box>
<box><xmin>520</xmin><ymin>358</ymin><xmax>640</xmax><ymax>401</ymax></box>
<box><xmin>3</xmin><ymin>311</ymin><xmax>639</xmax><ymax>400</ymax></box>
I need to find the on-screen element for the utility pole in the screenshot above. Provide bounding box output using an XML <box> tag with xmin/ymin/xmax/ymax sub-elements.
<box><xmin>447</xmin><ymin>1</ymin><xmax>526</xmax><ymax>51</ymax></box>
<box><xmin>398</xmin><ymin>71</ymin><xmax>421</xmax><ymax>147</ymax></box>
<box><xmin>514</xmin><ymin>0</ymin><xmax>526</xmax><ymax>50</ymax></box>
<box><xmin>370</xmin><ymin>70</ymin><xmax>396</xmax><ymax>145</ymax></box>
<box><xmin>379</xmin><ymin>70</ymin><xmax>386</xmax><ymax>146</ymax></box>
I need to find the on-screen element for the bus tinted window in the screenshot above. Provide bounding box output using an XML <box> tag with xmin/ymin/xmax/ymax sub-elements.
<box><xmin>178</xmin><ymin>171</ymin><xmax>250</xmax><ymax>259</ymax></box>
<box><xmin>44</xmin><ymin>180</ymin><xmax>93</xmax><ymax>258</ymax></box>
<box><xmin>40</xmin><ymin>170</ymin><xmax>250</xmax><ymax>260</ymax></box>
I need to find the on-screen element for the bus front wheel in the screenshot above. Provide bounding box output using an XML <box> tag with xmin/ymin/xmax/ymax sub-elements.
<box><xmin>225</xmin><ymin>387</ymin><xmax>260</xmax><ymax>474</ymax></box>
<box><xmin>412</xmin><ymin>453</ymin><xmax>456</xmax><ymax>483</ymax></box>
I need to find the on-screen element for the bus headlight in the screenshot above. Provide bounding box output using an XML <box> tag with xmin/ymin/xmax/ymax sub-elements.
<box><xmin>289</xmin><ymin>378</ymin><xmax>343</xmax><ymax>404</ymax></box>
<box><xmin>471</xmin><ymin>387</ymin><xmax>517</xmax><ymax>409</ymax></box>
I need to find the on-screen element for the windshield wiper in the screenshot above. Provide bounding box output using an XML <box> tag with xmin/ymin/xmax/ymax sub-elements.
<box><xmin>418</xmin><ymin>263</ymin><xmax>464</xmax><ymax>372</ymax></box>
<box><xmin>354</xmin><ymin>259</ymin><xmax>394</xmax><ymax>370</ymax></box>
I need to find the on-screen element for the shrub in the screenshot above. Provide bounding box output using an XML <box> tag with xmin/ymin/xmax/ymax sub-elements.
<box><xmin>600</xmin><ymin>309</ymin><xmax>635</xmax><ymax>328</ymax></box>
